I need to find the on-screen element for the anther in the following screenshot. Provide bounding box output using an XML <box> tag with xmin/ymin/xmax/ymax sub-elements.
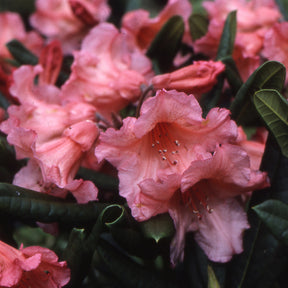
<box><xmin>163</xmin><ymin>149</ymin><xmax>167</xmax><ymax>153</ymax></box>
<box><xmin>152</xmin><ymin>143</ymin><xmax>155</xmax><ymax>147</ymax></box>
<box><xmin>172</xmin><ymin>160</ymin><xmax>178</xmax><ymax>165</ymax></box>
<box><xmin>162</xmin><ymin>156</ymin><xmax>167</xmax><ymax>160</ymax></box>
<box><xmin>174</xmin><ymin>140</ymin><xmax>180</xmax><ymax>146</ymax></box>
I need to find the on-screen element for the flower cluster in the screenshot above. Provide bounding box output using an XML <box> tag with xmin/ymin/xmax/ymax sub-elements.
<box><xmin>0</xmin><ymin>0</ymin><xmax>287</xmax><ymax>287</ymax></box>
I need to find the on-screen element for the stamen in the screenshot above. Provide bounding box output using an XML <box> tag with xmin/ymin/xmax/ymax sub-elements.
<box><xmin>150</xmin><ymin>123</ymin><xmax>182</xmax><ymax>166</ymax></box>
<box><xmin>181</xmin><ymin>185</ymin><xmax>213</xmax><ymax>219</ymax></box>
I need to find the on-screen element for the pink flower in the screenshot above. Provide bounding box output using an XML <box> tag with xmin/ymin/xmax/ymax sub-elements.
<box><xmin>30</xmin><ymin>0</ymin><xmax>110</xmax><ymax>54</ymax></box>
<box><xmin>121</xmin><ymin>0</ymin><xmax>192</xmax><ymax>50</ymax></box>
<box><xmin>0</xmin><ymin>240</ymin><xmax>70</xmax><ymax>287</ymax></box>
<box><xmin>151</xmin><ymin>61</ymin><xmax>225</xmax><ymax>97</ymax></box>
<box><xmin>203</xmin><ymin>0</ymin><xmax>280</xmax><ymax>31</ymax></box>
<box><xmin>95</xmin><ymin>89</ymin><xmax>269</xmax><ymax>263</ymax></box>
<box><xmin>61</xmin><ymin>23</ymin><xmax>153</xmax><ymax>115</ymax></box>
<box><xmin>0</xmin><ymin>12</ymin><xmax>43</xmax><ymax>59</ymax></box>
<box><xmin>262</xmin><ymin>22</ymin><xmax>288</xmax><ymax>82</ymax></box>
<box><xmin>0</xmin><ymin>65</ymin><xmax>99</xmax><ymax>202</ymax></box>
<box><xmin>193</xmin><ymin>0</ymin><xmax>281</xmax><ymax>80</ymax></box>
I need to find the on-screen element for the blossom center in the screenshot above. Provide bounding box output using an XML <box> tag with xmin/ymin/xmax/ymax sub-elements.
<box><xmin>182</xmin><ymin>183</ymin><xmax>213</xmax><ymax>220</ymax></box>
<box><xmin>150</xmin><ymin>122</ymin><xmax>181</xmax><ymax>166</ymax></box>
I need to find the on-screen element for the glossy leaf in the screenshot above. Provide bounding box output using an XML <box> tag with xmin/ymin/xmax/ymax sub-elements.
<box><xmin>254</xmin><ymin>89</ymin><xmax>288</xmax><ymax>157</ymax></box>
<box><xmin>230</xmin><ymin>61</ymin><xmax>286</xmax><ymax>125</ymax></box>
<box><xmin>6</xmin><ymin>40</ymin><xmax>38</xmax><ymax>65</ymax></box>
<box><xmin>253</xmin><ymin>199</ymin><xmax>288</xmax><ymax>246</ymax></box>
<box><xmin>189</xmin><ymin>13</ymin><xmax>209</xmax><ymax>41</ymax></box>
<box><xmin>216</xmin><ymin>10</ymin><xmax>237</xmax><ymax>60</ymax></box>
<box><xmin>0</xmin><ymin>183</ymin><xmax>110</xmax><ymax>223</ymax></box>
<box><xmin>147</xmin><ymin>15</ymin><xmax>184</xmax><ymax>73</ymax></box>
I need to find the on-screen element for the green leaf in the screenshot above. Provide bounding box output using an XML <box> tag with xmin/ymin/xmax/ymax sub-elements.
<box><xmin>189</xmin><ymin>0</ymin><xmax>207</xmax><ymax>14</ymax></box>
<box><xmin>228</xmin><ymin>135</ymin><xmax>288</xmax><ymax>288</ymax></box>
<box><xmin>253</xmin><ymin>199</ymin><xmax>288</xmax><ymax>246</ymax></box>
<box><xmin>6</xmin><ymin>40</ymin><xmax>38</xmax><ymax>66</ymax></box>
<box><xmin>199</xmin><ymin>72</ymin><xmax>225</xmax><ymax>116</ymax></box>
<box><xmin>230</xmin><ymin>61</ymin><xmax>286</xmax><ymax>125</ymax></box>
<box><xmin>0</xmin><ymin>183</ymin><xmax>110</xmax><ymax>223</ymax></box>
<box><xmin>64</xmin><ymin>205</ymin><xmax>125</xmax><ymax>287</ymax></box>
<box><xmin>221</xmin><ymin>55</ymin><xmax>243</xmax><ymax>95</ymax></box>
<box><xmin>0</xmin><ymin>0</ymin><xmax>35</xmax><ymax>13</ymax></box>
<box><xmin>77</xmin><ymin>167</ymin><xmax>119</xmax><ymax>191</ymax></box>
<box><xmin>97</xmin><ymin>239</ymin><xmax>177</xmax><ymax>288</ymax></box>
<box><xmin>189</xmin><ymin>13</ymin><xmax>209</xmax><ymax>41</ymax></box>
<box><xmin>139</xmin><ymin>213</ymin><xmax>175</xmax><ymax>243</ymax></box>
<box><xmin>63</xmin><ymin>228</ymin><xmax>86</xmax><ymax>288</ymax></box>
<box><xmin>147</xmin><ymin>15</ymin><xmax>184</xmax><ymax>73</ymax></box>
<box><xmin>275</xmin><ymin>0</ymin><xmax>288</xmax><ymax>21</ymax></box>
<box><xmin>216</xmin><ymin>10</ymin><xmax>237</xmax><ymax>60</ymax></box>
<box><xmin>253</xmin><ymin>89</ymin><xmax>288</xmax><ymax>157</ymax></box>
<box><xmin>208</xmin><ymin>265</ymin><xmax>221</xmax><ymax>288</ymax></box>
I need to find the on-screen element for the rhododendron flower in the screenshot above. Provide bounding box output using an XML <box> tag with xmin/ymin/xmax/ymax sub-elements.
<box><xmin>203</xmin><ymin>0</ymin><xmax>280</xmax><ymax>31</ymax></box>
<box><xmin>151</xmin><ymin>61</ymin><xmax>225</xmax><ymax>97</ymax></box>
<box><xmin>30</xmin><ymin>0</ymin><xmax>110</xmax><ymax>54</ymax></box>
<box><xmin>0</xmin><ymin>240</ymin><xmax>70</xmax><ymax>287</ymax></box>
<box><xmin>192</xmin><ymin>0</ymin><xmax>281</xmax><ymax>80</ymax></box>
<box><xmin>0</xmin><ymin>12</ymin><xmax>43</xmax><ymax>59</ymax></box>
<box><xmin>0</xmin><ymin>65</ymin><xmax>99</xmax><ymax>202</ymax></box>
<box><xmin>121</xmin><ymin>0</ymin><xmax>192</xmax><ymax>50</ymax></box>
<box><xmin>262</xmin><ymin>22</ymin><xmax>288</xmax><ymax>82</ymax></box>
<box><xmin>95</xmin><ymin>89</ymin><xmax>269</xmax><ymax>263</ymax></box>
<box><xmin>61</xmin><ymin>22</ymin><xmax>153</xmax><ymax>115</ymax></box>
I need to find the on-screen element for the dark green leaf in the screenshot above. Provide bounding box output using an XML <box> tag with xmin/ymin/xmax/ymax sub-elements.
<box><xmin>147</xmin><ymin>15</ymin><xmax>184</xmax><ymax>73</ymax></box>
<box><xmin>253</xmin><ymin>199</ymin><xmax>288</xmax><ymax>246</ymax></box>
<box><xmin>275</xmin><ymin>0</ymin><xmax>288</xmax><ymax>21</ymax></box>
<box><xmin>139</xmin><ymin>213</ymin><xmax>175</xmax><ymax>243</ymax></box>
<box><xmin>65</xmin><ymin>205</ymin><xmax>126</xmax><ymax>287</ymax></box>
<box><xmin>221</xmin><ymin>55</ymin><xmax>243</xmax><ymax>95</ymax></box>
<box><xmin>189</xmin><ymin>13</ymin><xmax>209</xmax><ymax>41</ymax></box>
<box><xmin>216</xmin><ymin>11</ymin><xmax>237</xmax><ymax>60</ymax></box>
<box><xmin>125</xmin><ymin>0</ymin><xmax>166</xmax><ymax>17</ymax></box>
<box><xmin>0</xmin><ymin>0</ymin><xmax>35</xmax><ymax>13</ymax></box>
<box><xmin>6</xmin><ymin>40</ymin><xmax>38</xmax><ymax>66</ymax></box>
<box><xmin>230</xmin><ymin>61</ymin><xmax>286</xmax><ymax>125</ymax></box>
<box><xmin>253</xmin><ymin>89</ymin><xmax>288</xmax><ymax>157</ymax></box>
<box><xmin>63</xmin><ymin>228</ymin><xmax>86</xmax><ymax>288</ymax></box>
<box><xmin>109</xmin><ymin>227</ymin><xmax>159</xmax><ymax>259</ymax></box>
<box><xmin>228</xmin><ymin>134</ymin><xmax>288</xmax><ymax>288</ymax></box>
<box><xmin>199</xmin><ymin>73</ymin><xmax>225</xmax><ymax>115</ymax></box>
<box><xmin>77</xmin><ymin>167</ymin><xmax>119</xmax><ymax>191</ymax></box>
<box><xmin>0</xmin><ymin>183</ymin><xmax>110</xmax><ymax>223</ymax></box>
<box><xmin>189</xmin><ymin>0</ymin><xmax>207</xmax><ymax>14</ymax></box>
<box><xmin>97</xmin><ymin>239</ymin><xmax>177</xmax><ymax>288</ymax></box>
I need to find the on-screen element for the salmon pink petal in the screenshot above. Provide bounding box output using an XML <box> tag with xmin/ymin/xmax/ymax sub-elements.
<box><xmin>133</xmin><ymin>173</ymin><xmax>181</xmax><ymax>221</ymax></box>
<box><xmin>181</xmin><ymin>144</ymin><xmax>251</xmax><ymax>195</ymax></box>
<box><xmin>64</xmin><ymin>179</ymin><xmax>98</xmax><ymax>203</ymax></box>
<box><xmin>194</xmin><ymin>197</ymin><xmax>249</xmax><ymax>263</ymax></box>
<box><xmin>63</xmin><ymin>120</ymin><xmax>99</xmax><ymax>151</ymax></box>
<box><xmin>151</xmin><ymin>61</ymin><xmax>225</xmax><ymax>97</ymax></box>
